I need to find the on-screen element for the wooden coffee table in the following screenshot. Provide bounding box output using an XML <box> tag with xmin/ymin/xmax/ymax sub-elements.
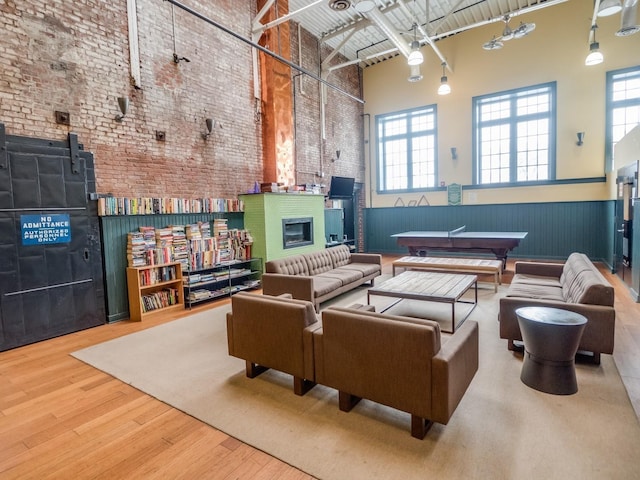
<box><xmin>367</xmin><ymin>270</ymin><xmax>477</xmax><ymax>333</ymax></box>
<box><xmin>392</xmin><ymin>256</ymin><xmax>502</xmax><ymax>292</ymax></box>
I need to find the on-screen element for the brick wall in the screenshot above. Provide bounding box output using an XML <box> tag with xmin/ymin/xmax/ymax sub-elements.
<box><xmin>0</xmin><ymin>1</ymin><xmax>363</xmax><ymax>199</ymax></box>
<box><xmin>291</xmin><ymin>24</ymin><xmax>365</xmax><ymax>191</ymax></box>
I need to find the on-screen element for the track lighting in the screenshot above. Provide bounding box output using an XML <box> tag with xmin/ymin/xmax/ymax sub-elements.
<box><xmin>115</xmin><ymin>97</ymin><xmax>129</xmax><ymax>122</ymax></box>
<box><xmin>437</xmin><ymin>63</ymin><xmax>451</xmax><ymax>95</ymax></box>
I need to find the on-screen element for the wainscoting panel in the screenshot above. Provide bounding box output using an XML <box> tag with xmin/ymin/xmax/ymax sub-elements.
<box><xmin>324</xmin><ymin>208</ymin><xmax>344</xmax><ymax>243</ymax></box>
<box><xmin>364</xmin><ymin>201</ymin><xmax>614</xmax><ymax>262</ymax></box>
<box><xmin>100</xmin><ymin>213</ymin><xmax>243</xmax><ymax>322</ymax></box>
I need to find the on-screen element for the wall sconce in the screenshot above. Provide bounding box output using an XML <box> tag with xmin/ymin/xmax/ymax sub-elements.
<box><xmin>576</xmin><ymin>132</ymin><xmax>585</xmax><ymax>146</ymax></box>
<box><xmin>115</xmin><ymin>97</ymin><xmax>129</xmax><ymax>122</ymax></box>
<box><xmin>451</xmin><ymin>147</ymin><xmax>458</xmax><ymax>160</ymax></box>
<box><xmin>331</xmin><ymin>150</ymin><xmax>341</xmax><ymax>162</ymax></box>
<box><xmin>202</xmin><ymin>118</ymin><xmax>213</xmax><ymax>140</ymax></box>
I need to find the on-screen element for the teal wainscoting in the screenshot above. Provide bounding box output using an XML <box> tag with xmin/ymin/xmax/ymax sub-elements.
<box><xmin>324</xmin><ymin>208</ymin><xmax>344</xmax><ymax>243</ymax></box>
<box><xmin>364</xmin><ymin>201</ymin><xmax>615</xmax><ymax>263</ymax></box>
<box><xmin>100</xmin><ymin>213</ymin><xmax>244</xmax><ymax>323</ymax></box>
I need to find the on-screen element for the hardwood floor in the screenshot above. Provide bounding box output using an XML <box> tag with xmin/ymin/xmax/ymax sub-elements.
<box><xmin>1</xmin><ymin>256</ymin><xmax>639</xmax><ymax>479</ymax></box>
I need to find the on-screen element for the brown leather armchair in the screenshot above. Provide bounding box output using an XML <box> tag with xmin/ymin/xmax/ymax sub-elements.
<box><xmin>226</xmin><ymin>292</ymin><xmax>320</xmax><ymax>395</ymax></box>
<box><xmin>313</xmin><ymin>307</ymin><xmax>479</xmax><ymax>438</ymax></box>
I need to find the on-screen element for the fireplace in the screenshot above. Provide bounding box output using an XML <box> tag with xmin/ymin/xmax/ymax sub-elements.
<box><xmin>283</xmin><ymin>217</ymin><xmax>313</xmax><ymax>249</ymax></box>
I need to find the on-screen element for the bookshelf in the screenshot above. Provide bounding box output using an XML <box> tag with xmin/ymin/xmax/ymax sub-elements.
<box><xmin>183</xmin><ymin>258</ymin><xmax>262</xmax><ymax>307</ymax></box>
<box><xmin>126</xmin><ymin>262</ymin><xmax>185</xmax><ymax>321</ymax></box>
<box><xmin>98</xmin><ymin>196</ymin><xmax>243</xmax><ymax>216</ymax></box>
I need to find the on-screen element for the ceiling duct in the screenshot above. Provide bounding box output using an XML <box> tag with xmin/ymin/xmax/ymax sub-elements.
<box><xmin>328</xmin><ymin>0</ymin><xmax>351</xmax><ymax>11</ymax></box>
<box><xmin>353</xmin><ymin>0</ymin><xmax>376</xmax><ymax>13</ymax></box>
<box><xmin>616</xmin><ymin>0</ymin><xmax>640</xmax><ymax>36</ymax></box>
<box><xmin>362</xmin><ymin>5</ymin><xmax>412</xmax><ymax>58</ymax></box>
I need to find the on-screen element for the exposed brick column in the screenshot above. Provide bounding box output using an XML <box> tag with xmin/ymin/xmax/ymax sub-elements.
<box><xmin>257</xmin><ymin>0</ymin><xmax>295</xmax><ymax>186</ymax></box>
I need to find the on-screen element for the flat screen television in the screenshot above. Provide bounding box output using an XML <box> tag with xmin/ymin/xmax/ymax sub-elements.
<box><xmin>328</xmin><ymin>176</ymin><xmax>354</xmax><ymax>199</ymax></box>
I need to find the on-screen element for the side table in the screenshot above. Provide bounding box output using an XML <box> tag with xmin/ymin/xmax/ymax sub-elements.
<box><xmin>515</xmin><ymin>306</ymin><xmax>588</xmax><ymax>395</ymax></box>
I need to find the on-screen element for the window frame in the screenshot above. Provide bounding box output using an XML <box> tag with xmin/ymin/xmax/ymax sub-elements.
<box><xmin>472</xmin><ymin>81</ymin><xmax>557</xmax><ymax>185</ymax></box>
<box><xmin>605</xmin><ymin>65</ymin><xmax>640</xmax><ymax>172</ymax></box>
<box><xmin>375</xmin><ymin>104</ymin><xmax>438</xmax><ymax>193</ymax></box>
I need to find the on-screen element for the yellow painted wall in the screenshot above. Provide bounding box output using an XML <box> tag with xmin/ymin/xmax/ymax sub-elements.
<box><xmin>363</xmin><ymin>0</ymin><xmax>640</xmax><ymax>207</ymax></box>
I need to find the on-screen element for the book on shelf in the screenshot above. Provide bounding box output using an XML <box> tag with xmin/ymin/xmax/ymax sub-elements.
<box><xmin>125</xmin><ymin>221</ymin><xmax>255</xmax><ymax>270</ymax></box>
<box><xmin>141</xmin><ymin>288</ymin><xmax>180</xmax><ymax>313</ymax></box>
<box><xmin>97</xmin><ymin>197</ymin><xmax>245</xmax><ymax>216</ymax></box>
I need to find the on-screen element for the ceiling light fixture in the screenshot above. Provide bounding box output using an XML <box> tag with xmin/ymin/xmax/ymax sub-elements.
<box><xmin>585</xmin><ymin>24</ymin><xmax>604</xmax><ymax>66</ymax></box>
<box><xmin>407</xmin><ymin>23</ymin><xmax>423</xmax><ymax>66</ymax></box>
<box><xmin>483</xmin><ymin>14</ymin><xmax>535</xmax><ymax>50</ymax></box>
<box><xmin>407</xmin><ymin>64</ymin><xmax>423</xmax><ymax>82</ymax></box>
<box><xmin>482</xmin><ymin>36</ymin><xmax>504</xmax><ymax>50</ymax></box>
<box><xmin>616</xmin><ymin>0</ymin><xmax>640</xmax><ymax>37</ymax></box>
<box><xmin>513</xmin><ymin>21</ymin><xmax>536</xmax><ymax>39</ymax></box>
<box><xmin>501</xmin><ymin>15</ymin><xmax>514</xmax><ymax>41</ymax></box>
<box><xmin>437</xmin><ymin>62</ymin><xmax>451</xmax><ymax>95</ymax></box>
<box><xmin>598</xmin><ymin>0</ymin><xmax>622</xmax><ymax>17</ymax></box>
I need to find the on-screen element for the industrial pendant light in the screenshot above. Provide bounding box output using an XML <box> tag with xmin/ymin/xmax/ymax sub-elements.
<box><xmin>585</xmin><ymin>24</ymin><xmax>604</xmax><ymax>66</ymax></box>
<box><xmin>598</xmin><ymin>0</ymin><xmax>622</xmax><ymax>17</ymax></box>
<box><xmin>408</xmin><ymin>64</ymin><xmax>423</xmax><ymax>83</ymax></box>
<box><xmin>437</xmin><ymin>62</ymin><xmax>451</xmax><ymax>95</ymax></box>
<box><xmin>407</xmin><ymin>24</ymin><xmax>423</xmax><ymax>66</ymax></box>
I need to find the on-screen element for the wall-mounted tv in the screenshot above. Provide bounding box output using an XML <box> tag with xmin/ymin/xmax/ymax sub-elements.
<box><xmin>328</xmin><ymin>176</ymin><xmax>355</xmax><ymax>199</ymax></box>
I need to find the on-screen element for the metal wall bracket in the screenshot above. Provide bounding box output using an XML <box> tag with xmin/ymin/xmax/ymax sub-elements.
<box><xmin>0</xmin><ymin>123</ymin><xmax>7</xmax><ymax>169</ymax></box>
<box><xmin>68</xmin><ymin>132</ymin><xmax>80</xmax><ymax>174</ymax></box>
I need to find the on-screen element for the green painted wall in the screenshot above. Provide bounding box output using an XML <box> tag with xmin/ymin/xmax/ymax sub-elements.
<box><xmin>240</xmin><ymin>193</ymin><xmax>326</xmax><ymax>263</ymax></box>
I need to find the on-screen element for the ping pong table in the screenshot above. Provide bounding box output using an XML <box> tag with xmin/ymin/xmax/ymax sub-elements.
<box><xmin>391</xmin><ymin>226</ymin><xmax>527</xmax><ymax>270</ymax></box>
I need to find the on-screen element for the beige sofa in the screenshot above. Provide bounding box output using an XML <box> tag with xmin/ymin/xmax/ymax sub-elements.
<box><xmin>262</xmin><ymin>245</ymin><xmax>382</xmax><ymax>311</ymax></box>
<box><xmin>314</xmin><ymin>306</ymin><xmax>479</xmax><ymax>439</ymax></box>
<box><xmin>499</xmin><ymin>253</ymin><xmax>615</xmax><ymax>364</ymax></box>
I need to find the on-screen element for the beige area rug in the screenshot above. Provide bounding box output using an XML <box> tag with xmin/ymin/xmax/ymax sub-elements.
<box><xmin>72</xmin><ymin>283</ymin><xmax>640</xmax><ymax>480</ymax></box>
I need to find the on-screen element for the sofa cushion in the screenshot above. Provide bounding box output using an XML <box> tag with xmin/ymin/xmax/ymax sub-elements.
<box><xmin>564</xmin><ymin>270</ymin><xmax>615</xmax><ymax>305</ymax></box>
<box><xmin>326</xmin><ymin>244</ymin><xmax>352</xmax><ymax>267</ymax></box>
<box><xmin>305</xmin><ymin>250</ymin><xmax>336</xmax><ymax>275</ymax></box>
<box><xmin>312</xmin><ymin>275</ymin><xmax>344</xmax><ymax>297</ymax></box>
<box><xmin>511</xmin><ymin>273</ymin><xmax>562</xmax><ymax>288</ymax></box>
<box><xmin>266</xmin><ymin>255</ymin><xmax>310</xmax><ymax>276</ymax></box>
<box><xmin>340</xmin><ymin>262</ymin><xmax>381</xmax><ymax>276</ymax></box>
<box><xmin>560</xmin><ymin>253</ymin><xmax>597</xmax><ymax>299</ymax></box>
<box><xmin>505</xmin><ymin>283</ymin><xmax>565</xmax><ymax>302</ymax></box>
<box><xmin>561</xmin><ymin>253</ymin><xmax>614</xmax><ymax>305</ymax></box>
<box><xmin>317</xmin><ymin>267</ymin><xmax>363</xmax><ymax>285</ymax></box>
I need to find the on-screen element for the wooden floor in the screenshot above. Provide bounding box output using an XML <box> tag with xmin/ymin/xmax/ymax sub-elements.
<box><xmin>1</xmin><ymin>256</ymin><xmax>639</xmax><ymax>479</ymax></box>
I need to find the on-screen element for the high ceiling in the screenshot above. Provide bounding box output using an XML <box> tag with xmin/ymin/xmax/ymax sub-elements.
<box><xmin>264</xmin><ymin>0</ymin><xmax>569</xmax><ymax>70</ymax></box>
